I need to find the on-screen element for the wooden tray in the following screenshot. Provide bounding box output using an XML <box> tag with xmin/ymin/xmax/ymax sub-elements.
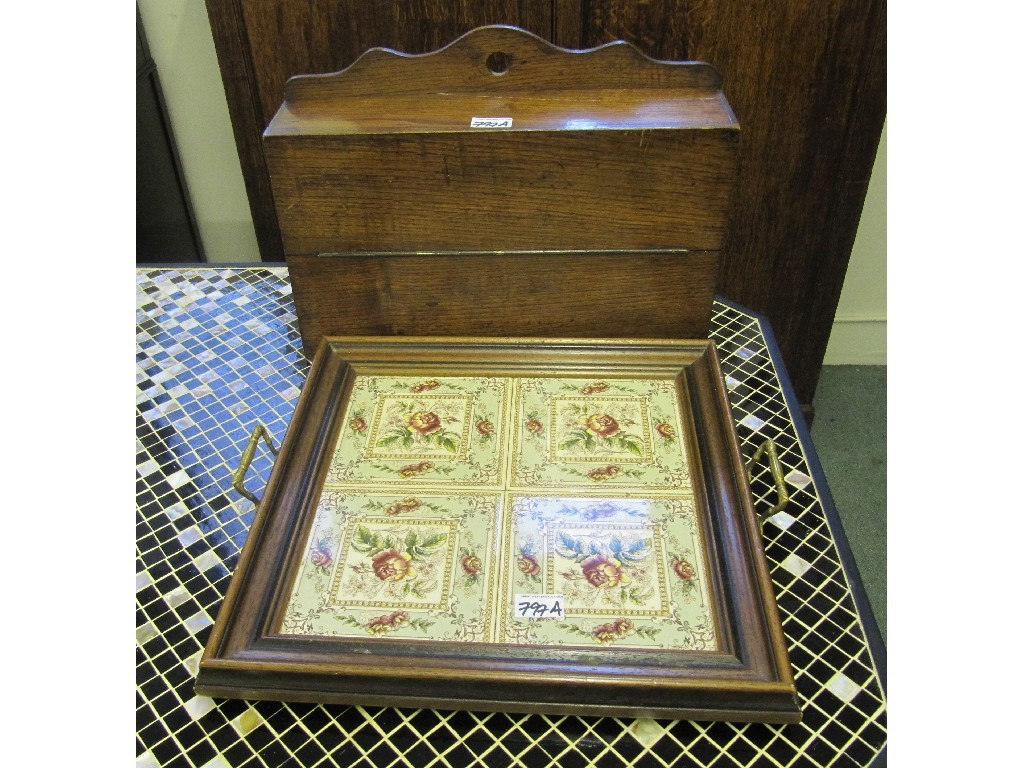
<box><xmin>196</xmin><ymin>337</ymin><xmax>799</xmax><ymax>723</ymax></box>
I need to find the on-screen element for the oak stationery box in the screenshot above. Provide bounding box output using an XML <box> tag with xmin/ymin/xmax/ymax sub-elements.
<box><xmin>261</xmin><ymin>25</ymin><xmax>740</xmax><ymax>356</ymax></box>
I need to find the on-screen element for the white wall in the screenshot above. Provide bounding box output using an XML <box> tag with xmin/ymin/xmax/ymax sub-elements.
<box><xmin>137</xmin><ymin>0</ymin><xmax>259</xmax><ymax>263</ymax></box>
<box><xmin>138</xmin><ymin>4</ymin><xmax>886</xmax><ymax>362</ymax></box>
<box><xmin>823</xmin><ymin>122</ymin><xmax>887</xmax><ymax>365</ymax></box>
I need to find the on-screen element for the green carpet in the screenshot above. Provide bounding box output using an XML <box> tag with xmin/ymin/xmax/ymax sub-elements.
<box><xmin>810</xmin><ymin>365</ymin><xmax>886</xmax><ymax>644</ymax></box>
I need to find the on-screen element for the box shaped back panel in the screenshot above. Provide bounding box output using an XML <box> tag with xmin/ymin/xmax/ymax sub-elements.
<box><xmin>262</xmin><ymin>26</ymin><xmax>740</xmax><ymax>356</ymax></box>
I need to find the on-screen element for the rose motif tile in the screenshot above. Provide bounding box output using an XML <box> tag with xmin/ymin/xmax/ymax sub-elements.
<box><xmin>511</xmin><ymin>378</ymin><xmax>691</xmax><ymax>490</ymax></box>
<box><xmin>290</xmin><ymin>374</ymin><xmax>711</xmax><ymax>649</ymax></box>
<box><xmin>497</xmin><ymin>495</ymin><xmax>718</xmax><ymax>649</ymax></box>
<box><xmin>327</xmin><ymin>375</ymin><xmax>509</xmax><ymax>487</ymax></box>
<box><xmin>281</xmin><ymin>490</ymin><xmax>502</xmax><ymax>642</ymax></box>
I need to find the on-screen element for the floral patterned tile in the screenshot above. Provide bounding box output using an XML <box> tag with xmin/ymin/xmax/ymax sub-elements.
<box><xmin>511</xmin><ymin>378</ymin><xmax>691</xmax><ymax>490</ymax></box>
<box><xmin>327</xmin><ymin>375</ymin><xmax>509</xmax><ymax>487</ymax></box>
<box><xmin>281</xmin><ymin>490</ymin><xmax>502</xmax><ymax>642</ymax></box>
<box><xmin>497</xmin><ymin>495</ymin><xmax>717</xmax><ymax>649</ymax></box>
<box><xmin>293</xmin><ymin>374</ymin><xmax>712</xmax><ymax>648</ymax></box>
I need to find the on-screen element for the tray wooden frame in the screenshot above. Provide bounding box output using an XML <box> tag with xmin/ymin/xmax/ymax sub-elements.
<box><xmin>196</xmin><ymin>337</ymin><xmax>800</xmax><ymax>723</ymax></box>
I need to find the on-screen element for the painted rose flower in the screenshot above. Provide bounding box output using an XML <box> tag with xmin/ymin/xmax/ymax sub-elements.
<box><xmin>366</xmin><ymin>610</ymin><xmax>410</xmax><ymax>635</ymax></box>
<box><xmin>310</xmin><ymin>540</ymin><xmax>332</xmax><ymax>570</ymax></box>
<box><xmin>592</xmin><ymin>617</ymin><xmax>634</xmax><ymax>644</ymax></box>
<box><xmin>655</xmin><ymin>422</ymin><xmax>675</xmax><ymax>439</ymax></box>
<box><xmin>461</xmin><ymin>553</ymin><xmax>482</xmax><ymax>575</ymax></box>
<box><xmin>407</xmin><ymin>411</ymin><xmax>442</xmax><ymax>435</ymax></box>
<box><xmin>398</xmin><ymin>461</ymin><xmax>434</xmax><ymax>478</ymax></box>
<box><xmin>476</xmin><ymin>419</ymin><xmax>494</xmax><ymax>436</ymax></box>
<box><xmin>671</xmin><ymin>558</ymin><xmax>696</xmax><ymax>580</ymax></box>
<box><xmin>525</xmin><ymin>418</ymin><xmax>543</xmax><ymax>435</ymax></box>
<box><xmin>385</xmin><ymin>497</ymin><xmax>421</xmax><ymax>516</ymax></box>
<box><xmin>581</xmin><ymin>382</ymin><xmax>610</xmax><ymax>395</ymax></box>
<box><xmin>410</xmin><ymin>380</ymin><xmax>440</xmax><ymax>393</ymax></box>
<box><xmin>585</xmin><ymin>414</ymin><xmax>620</xmax><ymax>438</ymax></box>
<box><xmin>349</xmin><ymin>417</ymin><xmax>367</xmax><ymax>433</ymax></box>
<box><xmin>580</xmin><ymin>554</ymin><xmax>630</xmax><ymax>588</ymax></box>
<box><xmin>593</xmin><ymin>622</ymin><xmax>620</xmax><ymax>644</ymax></box>
<box><xmin>517</xmin><ymin>554</ymin><xmax>540</xmax><ymax>576</ymax></box>
<box><xmin>587</xmin><ymin>465</ymin><xmax>622</xmax><ymax>482</ymax></box>
<box><xmin>613</xmin><ymin>618</ymin><xmax>634</xmax><ymax>635</ymax></box>
<box><xmin>372</xmin><ymin>548</ymin><xmax>415</xmax><ymax>582</ymax></box>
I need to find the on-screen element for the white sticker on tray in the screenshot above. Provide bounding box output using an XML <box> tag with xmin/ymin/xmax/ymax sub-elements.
<box><xmin>514</xmin><ymin>594</ymin><xmax>564</xmax><ymax>619</ymax></box>
<box><xmin>471</xmin><ymin>116</ymin><xmax>513</xmax><ymax>128</ymax></box>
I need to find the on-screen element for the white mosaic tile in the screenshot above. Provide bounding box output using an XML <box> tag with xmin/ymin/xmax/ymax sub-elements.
<box><xmin>136</xmin><ymin>570</ymin><xmax>154</xmax><ymax>592</ymax></box>
<box><xmin>739</xmin><ymin>413</ymin><xmax>766</xmax><ymax>432</ymax></box>
<box><xmin>185</xmin><ymin>695</ymin><xmax>217</xmax><ymax>721</ymax></box>
<box><xmin>231</xmin><ymin>706</ymin><xmax>265</xmax><ymax>737</ymax></box>
<box><xmin>628</xmin><ymin>719</ymin><xmax>667</xmax><ymax>748</ymax></box>
<box><xmin>165</xmin><ymin>586</ymin><xmax>191</xmax><ymax>609</ymax></box>
<box><xmin>780</xmin><ymin>552</ymin><xmax>812</xmax><ymax>579</ymax></box>
<box><xmin>136</xmin><ymin>622</ymin><xmax>159</xmax><ymax>646</ymax></box>
<box><xmin>167</xmin><ymin>470</ymin><xmax>192</xmax><ymax>489</ymax></box>
<box><xmin>786</xmin><ymin>469</ymin><xmax>813</xmax><ymax>489</ymax></box>
<box><xmin>172</xmin><ymin>415</ymin><xmax>195</xmax><ymax>430</ymax></box>
<box><xmin>766</xmin><ymin>511</ymin><xmax>798</xmax><ymax>530</ymax></box>
<box><xmin>185</xmin><ymin>610</ymin><xmax>213</xmax><ymax>634</ymax></box>
<box><xmin>178</xmin><ymin>526</ymin><xmax>202</xmax><ymax>547</ymax></box>
<box><xmin>137</xmin><ymin>459</ymin><xmax>159</xmax><ymax>478</ymax></box>
<box><xmin>166</xmin><ymin>502</ymin><xmax>189</xmax><ymax>520</ymax></box>
<box><xmin>183</xmin><ymin>650</ymin><xmax>203</xmax><ymax>678</ymax></box>
<box><xmin>825</xmin><ymin>671</ymin><xmax>862</xmax><ymax>704</ymax></box>
<box><xmin>194</xmin><ymin>550</ymin><xmax>222</xmax><ymax>573</ymax></box>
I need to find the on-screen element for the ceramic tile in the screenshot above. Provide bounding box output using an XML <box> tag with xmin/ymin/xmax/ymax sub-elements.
<box><xmin>281</xmin><ymin>490</ymin><xmax>502</xmax><ymax>641</ymax></box>
<box><xmin>295</xmin><ymin>372</ymin><xmax>711</xmax><ymax>648</ymax></box>
<box><xmin>326</xmin><ymin>375</ymin><xmax>509</xmax><ymax>488</ymax></box>
<box><xmin>498</xmin><ymin>495</ymin><xmax>717</xmax><ymax>649</ymax></box>
<box><xmin>511</xmin><ymin>378</ymin><xmax>691</xmax><ymax>490</ymax></box>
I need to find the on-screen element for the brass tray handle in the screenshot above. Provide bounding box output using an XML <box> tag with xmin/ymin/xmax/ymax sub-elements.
<box><xmin>745</xmin><ymin>439</ymin><xmax>790</xmax><ymax>519</ymax></box>
<box><xmin>232</xmin><ymin>424</ymin><xmax>280</xmax><ymax>504</ymax></box>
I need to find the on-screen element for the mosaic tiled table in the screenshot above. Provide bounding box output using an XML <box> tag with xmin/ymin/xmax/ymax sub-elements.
<box><xmin>136</xmin><ymin>267</ymin><xmax>887</xmax><ymax>767</ymax></box>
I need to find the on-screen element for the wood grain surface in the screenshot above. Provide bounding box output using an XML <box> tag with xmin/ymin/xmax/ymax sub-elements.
<box><xmin>195</xmin><ymin>337</ymin><xmax>800</xmax><ymax>722</ymax></box>
<box><xmin>204</xmin><ymin>0</ymin><xmax>886</xmax><ymax>409</ymax></box>
<box><xmin>285</xmin><ymin>251</ymin><xmax>720</xmax><ymax>356</ymax></box>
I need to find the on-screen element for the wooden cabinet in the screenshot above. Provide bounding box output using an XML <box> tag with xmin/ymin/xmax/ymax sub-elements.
<box><xmin>204</xmin><ymin>0</ymin><xmax>885</xmax><ymax>412</ymax></box>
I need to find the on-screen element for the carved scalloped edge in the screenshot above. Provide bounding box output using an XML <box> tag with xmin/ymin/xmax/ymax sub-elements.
<box><xmin>283</xmin><ymin>25</ymin><xmax>723</xmax><ymax>103</ymax></box>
